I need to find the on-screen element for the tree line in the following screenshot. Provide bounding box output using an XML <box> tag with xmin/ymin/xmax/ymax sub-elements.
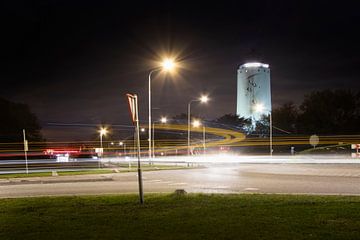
<box><xmin>189</xmin><ymin>89</ymin><xmax>360</xmax><ymax>135</ymax></box>
<box><xmin>0</xmin><ymin>97</ymin><xmax>43</xmax><ymax>143</ymax></box>
<box><xmin>216</xmin><ymin>89</ymin><xmax>360</xmax><ymax>135</ymax></box>
<box><xmin>1</xmin><ymin>89</ymin><xmax>359</xmax><ymax>144</ymax></box>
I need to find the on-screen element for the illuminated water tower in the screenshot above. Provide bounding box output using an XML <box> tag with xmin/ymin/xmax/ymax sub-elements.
<box><xmin>236</xmin><ymin>62</ymin><xmax>271</xmax><ymax>123</ymax></box>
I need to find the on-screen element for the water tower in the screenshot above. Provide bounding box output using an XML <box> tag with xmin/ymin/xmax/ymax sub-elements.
<box><xmin>236</xmin><ymin>62</ymin><xmax>271</xmax><ymax>123</ymax></box>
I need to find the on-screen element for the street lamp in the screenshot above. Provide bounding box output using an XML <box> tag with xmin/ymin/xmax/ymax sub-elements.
<box><xmin>98</xmin><ymin>127</ymin><xmax>108</xmax><ymax>168</ymax></box>
<box><xmin>148</xmin><ymin>58</ymin><xmax>176</xmax><ymax>163</ymax></box>
<box><xmin>188</xmin><ymin>95</ymin><xmax>208</xmax><ymax>156</ymax></box>
<box><xmin>152</xmin><ymin>117</ymin><xmax>167</xmax><ymax>158</ymax></box>
<box><xmin>254</xmin><ymin>103</ymin><xmax>273</xmax><ymax>156</ymax></box>
<box><xmin>192</xmin><ymin>119</ymin><xmax>206</xmax><ymax>155</ymax></box>
<box><xmin>119</xmin><ymin>141</ymin><xmax>126</xmax><ymax>156</ymax></box>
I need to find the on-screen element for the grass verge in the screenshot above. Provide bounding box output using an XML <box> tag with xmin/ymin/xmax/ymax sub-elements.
<box><xmin>0</xmin><ymin>165</ymin><xmax>191</xmax><ymax>179</ymax></box>
<box><xmin>0</xmin><ymin>194</ymin><xmax>359</xmax><ymax>240</ymax></box>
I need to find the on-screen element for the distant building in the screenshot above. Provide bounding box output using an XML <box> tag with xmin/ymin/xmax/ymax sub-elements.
<box><xmin>236</xmin><ymin>62</ymin><xmax>271</xmax><ymax>123</ymax></box>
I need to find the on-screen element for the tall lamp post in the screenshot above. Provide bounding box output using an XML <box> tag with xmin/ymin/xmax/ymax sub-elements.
<box><xmin>119</xmin><ymin>141</ymin><xmax>126</xmax><ymax>156</ymax></box>
<box><xmin>99</xmin><ymin>127</ymin><xmax>108</xmax><ymax>168</ymax></box>
<box><xmin>188</xmin><ymin>95</ymin><xmax>208</xmax><ymax>156</ymax></box>
<box><xmin>192</xmin><ymin>119</ymin><xmax>206</xmax><ymax>155</ymax></box>
<box><xmin>152</xmin><ymin>117</ymin><xmax>167</xmax><ymax>158</ymax></box>
<box><xmin>148</xmin><ymin>58</ymin><xmax>176</xmax><ymax>163</ymax></box>
<box><xmin>254</xmin><ymin>103</ymin><xmax>272</xmax><ymax>156</ymax></box>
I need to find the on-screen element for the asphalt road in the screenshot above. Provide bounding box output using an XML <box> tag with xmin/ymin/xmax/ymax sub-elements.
<box><xmin>1</xmin><ymin>163</ymin><xmax>360</xmax><ymax>198</ymax></box>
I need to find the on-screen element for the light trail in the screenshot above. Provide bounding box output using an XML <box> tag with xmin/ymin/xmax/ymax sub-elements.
<box><xmin>1</xmin><ymin>123</ymin><xmax>360</xmax><ymax>158</ymax></box>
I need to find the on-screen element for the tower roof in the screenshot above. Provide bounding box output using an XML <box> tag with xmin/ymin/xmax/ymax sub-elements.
<box><xmin>240</xmin><ymin>62</ymin><xmax>269</xmax><ymax>68</ymax></box>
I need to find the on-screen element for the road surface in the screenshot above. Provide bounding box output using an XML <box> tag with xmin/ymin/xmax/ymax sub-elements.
<box><xmin>1</xmin><ymin>163</ymin><xmax>360</xmax><ymax>198</ymax></box>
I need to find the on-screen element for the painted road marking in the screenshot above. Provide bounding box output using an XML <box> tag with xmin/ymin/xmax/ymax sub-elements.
<box><xmin>144</xmin><ymin>180</ymin><xmax>162</xmax><ymax>183</ymax></box>
<box><xmin>168</xmin><ymin>182</ymin><xmax>187</xmax><ymax>186</ymax></box>
<box><xmin>244</xmin><ymin>188</ymin><xmax>259</xmax><ymax>191</ymax></box>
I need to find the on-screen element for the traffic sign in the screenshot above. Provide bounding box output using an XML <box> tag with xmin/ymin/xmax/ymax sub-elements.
<box><xmin>126</xmin><ymin>93</ymin><xmax>138</xmax><ymax>124</ymax></box>
<box><xmin>309</xmin><ymin>135</ymin><xmax>319</xmax><ymax>148</ymax></box>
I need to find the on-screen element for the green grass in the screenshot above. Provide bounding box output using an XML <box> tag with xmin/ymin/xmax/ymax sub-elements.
<box><xmin>299</xmin><ymin>143</ymin><xmax>351</xmax><ymax>154</ymax></box>
<box><xmin>0</xmin><ymin>165</ymin><xmax>191</xmax><ymax>179</ymax></box>
<box><xmin>0</xmin><ymin>170</ymin><xmax>113</xmax><ymax>179</ymax></box>
<box><xmin>0</xmin><ymin>194</ymin><xmax>359</xmax><ymax>240</ymax></box>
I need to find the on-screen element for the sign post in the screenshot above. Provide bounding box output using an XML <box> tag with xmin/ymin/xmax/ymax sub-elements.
<box><xmin>23</xmin><ymin>129</ymin><xmax>29</xmax><ymax>174</ymax></box>
<box><xmin>309</xmin><ymin>135</ymin><xmax>319</xmax><ymax>149</ymax></box>
<box><xmin>126</xmin><ymin>93</ymin><xmax>144</xmax><ymax>204</ymax></box>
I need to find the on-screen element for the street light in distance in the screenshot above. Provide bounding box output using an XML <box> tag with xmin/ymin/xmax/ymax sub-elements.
<box><xmin>152</xmin><ymin>117</ymin><xmax>168</xmax><ymax>158</ymax></box>
<box><xmin>192</xmin><ymin>119</ymin><xmax>207</xmax><ymax>155</ymax></box>
<box><xmin>98</xmin><ymin>127</ymin><xmax>108</xmax><ymax>168</ymax></box>
<box><xmin>254</xmin><ymin>103</ymin><xmax>273</xmax><ymax>156</ymax></box>
<box><xmin>187</xmin><ymin>95</ymin><xmax>209</xmax><ymax>156</ymax></box>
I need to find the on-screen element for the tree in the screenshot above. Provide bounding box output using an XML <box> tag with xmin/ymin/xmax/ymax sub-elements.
<box><xmin>216</xmin><ymin>114</ymin><xmax>252</xmax><ymax>131</ymax></box>
<box><xmin>272</xmin><ymin>102</ymin><xmax>299</xmax><ymax>133</ymax></box>
<box><xmin>254</xmin><ymin>114</ymin><xmax>270</xmax><ymax>136</ymax></box>
<box><xmin>0</xmin><ymin>97</ymin><xmax>43</xmax><ymax>142</ymax></box>
<box><xmin>172</xmin><ymin>113</ymin><xmax>188</xmax><ymax>120</ymax></box>
<box><xmin>297</xmin><ymin>90</ymin><xmax>360</xmax><ymax>134</ymax></box>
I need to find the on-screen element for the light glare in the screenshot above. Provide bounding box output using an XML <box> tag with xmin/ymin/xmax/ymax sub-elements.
<box><xmin>243</xmin><ymin>62</ymin><xmax>269</xmax><ymax>68</ymax></box>
<box><xmin>160</xmin><ymin>117</ymin><xmax>167</xmax><ymax>123</ymax></box>
<box><xmin>162</xmin><ymin>58</ymin><xmax>175</xmax><ymax>71</ymax></box>
<box><xmin>254</xmin><ymin>103</ymin><xmax>265</xmax><ymax>113</ymax></box>
<box><xmin>200</xmin><ymin>95</ymin><xmax>209</xmax><ymax>103</ymax></box>
<box><xmin>99</xmin><ymin>128</ymin><xmax>108</xmax><ymax>136</ymax></box>
<box><xmin>192</xmin><ymin>119</ymin><xmax>201</xmax><ymax>128</ymax></box>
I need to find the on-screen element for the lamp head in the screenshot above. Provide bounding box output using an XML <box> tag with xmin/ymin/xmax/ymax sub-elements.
<box><xmin>200</xmin><ymin>95</ymin><xmax>209</xmax><ymax>103</ymax></box>
<box><xmin>99</xmin><ymin>128</ymin><xmax>108</xmax><ymax>136</ymax></box>
<box><xmin>160</xmin><ymin>117</ymin><xmax>167</xmax><ymax>123</ymax></box>
<box><xmin>161</xmin><ymin>58</ymin><xmax>175</xmax><ymax>71</ymax></box>
<box><xmin>192</xmin><ymin>119</ymin><xmax>201</xmax><ymax>128</ymax></box>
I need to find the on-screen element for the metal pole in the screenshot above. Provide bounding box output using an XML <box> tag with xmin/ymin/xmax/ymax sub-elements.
<box><xmin>152</xmin><ymin>122</ymin><xmax>155</xmax><ymax>158</ymax></box>
<box><xmin>133</xmin><ymin>132</ymin><xmax>136</xmax><ymax>158</ymax></box>
<box><xmin>187</xmin><ymin>102</ymin><xmax>191</xmax><ymax>156</ymax></box>
<box><xmin>148</xmin><ymin>70</ymin><xmax>159</xmax><ymax>165</ymax></box>
<box><xmin>148</xmin><ymin>72</ymin><xmax>152</xmax><ymax>164</ymax></box>
<box><xmin>203</xmin><ymin>125</ymin><xmax>206</xmax><ymax>154</ymax></box>
<box><xmin>134</xmin><ymin>95</ymin><xmax>144</xmax><ymax>204</ymax></box>
<box><xmin>23</xmin><ymin>129</ymin><xmax>28</xmax><ymax>174</ymax></box>
<box><xmin>269</xmin><ymin>111</ymin><xmax>273</xmax><ymax>156</ymax></box>
<box><xmin>99</xmin><ymin>133</ymin><xmax>103</xmax><ymax>168</ymax></box>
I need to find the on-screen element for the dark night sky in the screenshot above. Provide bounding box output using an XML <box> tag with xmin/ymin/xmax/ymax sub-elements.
<box><xmin>1</xmin><ymin>1</ymin><xmax>360</xmax><ymax>140</ymax></box>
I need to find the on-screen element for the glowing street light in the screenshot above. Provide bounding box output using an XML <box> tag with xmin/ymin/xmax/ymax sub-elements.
<box><xmin>192</xmin><ymin>119</ymin><xmax>201</xmax><ymax>128</ymax></box>
<box><xmin>192</xmin><ymin>119</ymin><xmax>206</xmax><ymax>154</ymax></box>
<box><xmin>188</xmin><ymin>95</ymin><xmax>209</xmax><ymax>156</ymax></box>
<box><xmin>98</xmin><ymin>127</ymin><xmax>108</xmax><ymax>168</ymax></box>
<box><xmin>152</xmin><ymin>117</ymin><xmax>167</xmax><ymax>158</ymax></box>
<box><xmin>254</xmin><ymin>103</ymin><xmax>273</xmax><ymax>156</ymax></box>
<box><xmin>160</xmin><ymin>117</ymin><xmax>167</xmax><ymax>123</ymax></box>
<box><xmin>200</xmin><ymin>95</ymin><xmax>209</xmax><ymax>103</ymax></box>
<box><xmin>161</xmin><ymin>58</ymin><xmax>175</xmax><ymax>71</ymax></box>
<box><xmin>99</xmin><ymin>128</ymin><xmax>108</xmax><ymax>137</ymax></box>
<box><xmin>119</xmin><ymin>141</ymin><xmax>126</xmax><ymax>156</ymax></box>
<box><xmin>148</xmin><ymin>57</ymin><xmax>177</xmax><ymax>163</ymax></box>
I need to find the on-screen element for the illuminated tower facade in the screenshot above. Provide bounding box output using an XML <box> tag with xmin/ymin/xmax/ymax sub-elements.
<box><xmin>236</xmin><ymin>62</ymin><xmax>271</xmax><ymax>122</ymax></box>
